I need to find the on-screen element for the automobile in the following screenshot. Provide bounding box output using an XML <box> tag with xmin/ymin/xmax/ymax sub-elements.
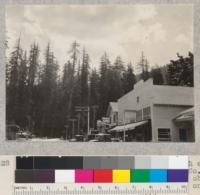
<box><xmin>89</xmin><ymin>139</ymin><xmax>99</xmax><ymax>142</ymax></box>
<box><xmin>75</xmin><ymin>135</ymin><xmax>84</xmax><ymax>142</ymax></box>
<box><xmin>111</xmin><ymin>137</ymin><xmax>122</xmax><ymax>142</ymax></box>
<box><xmin>16</xmin><ymin>131</ymin><xmax>33</xmax><ymax>141</ymax></box>
<box><xmin>69</xmin><ymin>135</ymin><xmax>84</xmax><ymax>142</ymax></box>
<box><xmin>16</xmin><ymin>133</ymin><xmax>28</xmax><ymax>141</ymax></box>
<box><xmin>94</xmin><ymin>133</ymin><xmax>111</xmax><ymax>142</ymax></box>
<box><xmin>6</xmin><ymin>124</ymin><xmax>21</xmax><ymax>140</ymax></box>
<box><xmin>31</xmin><ymin>138</ymin><xmax>61</xmax><ymax>142</ymax></box>
<box><xmin>90</xmin><ymin>130</ymin><xmax>99</xmax><ymax>134</ymax></box>
<box><xmin>86</xmin><ymin>134</ymin><xmax>96</xmax><ymax>141</ymax></box>
<box><xmin>69</xmin><ymin>138</ymin><xmax>77</xmax><ymax>142</ymax></box>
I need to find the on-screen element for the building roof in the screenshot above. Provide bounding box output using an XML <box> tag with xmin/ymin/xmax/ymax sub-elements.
<box><xmin>118</xmin><ymin>78</ymin><xmax>193</xmax><ymax>107</ymax></box>
<box><xmin>106</xmin><ymin>102</ymin><xmax>118</xmax><ymax>117</ymax></box>
<box><xmin>110</xmin><ymin>102</ymin><xmax>118</xmax><ymax>112</ymax></box>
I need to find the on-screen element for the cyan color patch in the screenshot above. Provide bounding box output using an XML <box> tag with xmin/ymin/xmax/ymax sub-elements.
<box><xmin>150</xmin><ymin>170</ymin><xmax>167</xmax><ymax>182</ymax></box>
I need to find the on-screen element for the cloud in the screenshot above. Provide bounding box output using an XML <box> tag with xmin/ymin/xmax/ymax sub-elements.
<box><xmin>149</xmin><ymin>23</ymin><xmax>166</xmax><ymax>42</ymax></box>
<box><xmin>175</xmin><ymin>34</ymin><xmax>191</xmax><ymax>44</ymax></box>
<box><xmin>6</xmin><ymin>4</ymin><xmax>193</xmax><ymax>71</ymax></box>
<box><xmin>134</xmin><ymin>5</ymin><xmax>157</xmax><ymax>21</ymax></box>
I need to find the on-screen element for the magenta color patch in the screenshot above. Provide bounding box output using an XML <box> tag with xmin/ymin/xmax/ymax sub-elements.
<box><xmin>75</xmin><ymin>169</ymin><xmax>93</xmax><ymax>183</ymax></box>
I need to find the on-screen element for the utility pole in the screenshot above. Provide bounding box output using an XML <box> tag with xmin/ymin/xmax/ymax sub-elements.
<box><xmin>69</xmin><ymin>118</ymin><xmax>77</xmax><ymax>138</ymax></box>
<box><xmin>64</xmin><ymin>125</ymin><xmax>69</xmax><ymax>140</ymax></box>
<box><xmin>123</xmin><ymin>111</ymin><xmax>126</xmax><ymax>142</ymax></box>
<box><xmin>87</xmin><ymin>106</ymin><xmax>90</xmax><ymax>135</ymax></box>
<box><xmin>91</xmin><ymin>105</ymin><xmax>98</xmax><ymax>129</ymax></box>
<box><xmin>77</xmin><ymin>113</ymin><xmax>81</xmax><ymax>135</ymax></box>
<box><xmin>75</xmin><ymin>106</ymin><xmax>89</xmax><ymax>135</ymax></box>
<box><xmin>137</xmin><ymin>51</ymin><xmax>146</xmax><ymax>81</ymax></box>
<box><xmin>87</xmin><ymin>68</ymin><xmax>91</xmax><ymax>136</ymax></box>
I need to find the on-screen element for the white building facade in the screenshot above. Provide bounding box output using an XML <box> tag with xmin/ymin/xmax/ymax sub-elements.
<box><xmin>106</xmin><ymin>102</ymin><xmax>118</xmax><ymax>125</ymax></box>
<box><xmin>116</xmin><ymin>78</ymin><xmax>194</xmax><ymax>142</ymax></box>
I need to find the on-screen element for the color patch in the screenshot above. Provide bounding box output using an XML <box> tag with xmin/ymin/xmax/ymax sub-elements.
<box><xmin>83</xmin><ymin>157</ymin><xmax>101</xmax><ymax>169</ymax></box>
<box><xmin>16</xmin><ymin>157</ymin><xmax>34</xmax><ymax>169</ymax></box>
<box><xmin>100</xmin><ymin>157</ymin><xmax>119</xmax><ymax>169</ymax></box>
<box><xmin>15</xmin><ymin>170</ymin><xmax>55</xmax><ymax>183</ymax></box>
<box><xmin>168</xmin><ymin>156</ymin><xmax>188</xmax><ymax>169</ymax></box>
<box><xmin>117</xmin><ymin>157</ymin><xmax>135</xmax><ymax>169</ymax></box>
<box><xmin>167</xmin><ymin>170</ymin><xmax>188</xmax><ymax>182</ymax></box>
<box><xmin>75</xmin><ymin>170</ymin><xmax>93</xmax><ymax>183</ymax></box>
<box><xmin>55</xmin><ymin>170</ymin><xmax>75</xmax><ymax>183</ymax></box>
<box><xmin>150</xmin><ymin>170</ymin><xmax>167</xmax><ymax>182</ymax></box>
<box><xmin>15</xmin><ymin>170</ymin><xmax>34</xmax><ymax>183</ymax></box>
<box><xmin>112</xmin><ymin>170</ymin><xmax>130</xmax><ymax>183</ymax></box>
<box><xmin>93</xmin><ymin>169</ymin><xmax>112</xmax><ymax>183</ymax></box>
<box><xmin>131</xmin><ymin>170</ymin><xmax>150</xmax><ymax>182</ymax></box>
<box><xmin>34</xmin><ymin>157</ymin><xmax>83</xmax><ymax>169</ymax></box>
<box><xmin>135</xmin><ymin>156</ymin><xmax>151</xmax><ymax>169</ymax></box>
<box><xmin>34</xmin><ymin>170</ymin><xmax>55</xmax><ymax>183</ymax></box>
<box><xmin>151</xmin><ymin>156</ymin><xmax>169</xmax><ymax>169</ymax></box>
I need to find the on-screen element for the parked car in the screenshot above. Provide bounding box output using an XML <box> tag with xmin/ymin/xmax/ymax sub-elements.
<box><xmin>69</xmin><ymin>138</ymin><xmax>77</xmax><ymax>142</ymax></box>
<box><xmin>75</xmin><ymin>135</ymin><xmax>84</xmax><ymax>142</ymax></box>
<box><xmin>111</xmin><ymin>137</ymin><xmax>122</xmax><ymax>142</ymax></box>
<box><xmin>86</xmin><ymin>134</ymin><xmax>96</xmax><ymax>141</ymax></box>
<box><xmin>6</xmin><ymin>124</ymin><xmax>21</xmax><ymax>140</ymax></box>
<box><xmin>16</xmin><ymin>131</ymin><xmax>34</xmax><ymax>141</ymax></box>
<box><xmin>93</xmin><ymin>133</ymin><xmax>112</xmax><ymax>142</ymax></box>
<box><xmin>69</xmin><ymin>135</ymin><xmax>84</xmax><ymax>142</ymax></box>
<box><xmin>89</xmin><ymin>139</ymin><xmax>99</xmax><ymax>142</ymax></box>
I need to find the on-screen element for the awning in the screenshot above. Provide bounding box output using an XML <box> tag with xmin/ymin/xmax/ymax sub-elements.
<box><xmin>174</xmin><ymin>107</ymin><xmax>194</xmax><ymax>122</ymax></box>
<box><xmin>108</xmin><ymin>121</ymin><xmax>148</xmax><ymax>133</ymax></box>
<box><xmin>109</xmin><ymin>125</ymin><xmax>124</xmax><ymax>132</ymax></box>
<box><xmin>177</xmin><ymin>107</ymin><xmax>194</xmax><ymax>116</ymax></box>
<box><xmin>175</xmin><ymin>115</ymin><xmax>193</xmax><ymax>122</ymax></box>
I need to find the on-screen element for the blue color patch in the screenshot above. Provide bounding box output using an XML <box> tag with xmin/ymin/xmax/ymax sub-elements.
<box><xmin>150</xmin><ymin>170</ymin><xmax>167</xmax><ymax>182</ymax></box>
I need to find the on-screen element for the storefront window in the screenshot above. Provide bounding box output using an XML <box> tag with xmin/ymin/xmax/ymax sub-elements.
<box><xmin>158</xmin><ymin>128</ymin><xmax>171</xmax><ymax>141</ymax></box>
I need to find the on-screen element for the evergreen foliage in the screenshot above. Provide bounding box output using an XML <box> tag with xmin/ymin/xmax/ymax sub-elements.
<box><xmin>6</xmin><ymin>38</ymin><xmax>193</xmax><ymax>137</ymax></box>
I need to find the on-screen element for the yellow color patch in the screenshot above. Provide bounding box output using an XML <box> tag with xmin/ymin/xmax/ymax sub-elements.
<box><xmin>112</xmin><ymin>169</ymin><xmax>130</xmax><ymax>183</ymax></box>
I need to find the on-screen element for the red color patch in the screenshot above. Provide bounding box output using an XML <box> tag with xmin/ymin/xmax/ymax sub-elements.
<box><xmin>94</xmin><ymin>169</ymin><xmax>112</xmax><ymax>183</ymax></box>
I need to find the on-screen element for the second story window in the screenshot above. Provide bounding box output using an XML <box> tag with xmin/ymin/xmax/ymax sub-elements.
<box><xmin>137</xmin><ymin>96</ymin><xmax>139</xmax><ymax>104</ymax></box>
<box><xmin>143</xmin><ymin>107</ymin><xmax>151</xmax><ymax>120</ymax></box>
<box><xmin>136</xmin><ymin>109</ymin><xmax>142</xmax><ymax>121</ymax></box>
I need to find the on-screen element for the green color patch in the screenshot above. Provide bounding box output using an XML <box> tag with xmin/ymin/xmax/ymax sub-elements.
<box><xmin>131</xmin><ymin>169</ymin><xmax>150</xmax><ymax>182</ymax></box>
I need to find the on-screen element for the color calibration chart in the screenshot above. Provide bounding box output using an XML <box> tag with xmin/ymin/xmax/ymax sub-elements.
<box><xmin>0</xmin><ymin>156</ymin><xmax>200</xmax><ymax>195</ymax></box>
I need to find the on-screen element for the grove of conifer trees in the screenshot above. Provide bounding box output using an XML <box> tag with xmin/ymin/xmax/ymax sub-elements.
<box><xmin>6</xmin><ymin>38</ymin><xmax>193</xmax><ymax>138</ymax></box>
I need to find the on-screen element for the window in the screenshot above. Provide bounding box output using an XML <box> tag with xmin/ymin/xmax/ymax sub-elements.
<box><xmin>143</xmin><ymin>107</ymin><xmax>151</xmax><ymax>120</ymax></box>
<box><xmin>137</xmin><ymin>96</ymin><xmax>139</xmax><ymax>103</ymax></box>
<box><xmin>113</xmin><ymin>113</ymin><xmax>118</xmax><ymax>124</ymax></box>
<box><xmin>136</xmin><ymin>110</ymin><xmax>142</xmax><ymax>121</ymax></box>
<box><xmin>158</xmin><ymin>128</ymin><xmax>171</xmax><ymax>141</ymax></box>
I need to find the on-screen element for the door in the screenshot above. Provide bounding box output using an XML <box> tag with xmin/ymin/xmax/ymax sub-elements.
<box><xmin>179</xmin><ymin>129</ymin><xmax>188</xmax><ymax>142</ymax></box>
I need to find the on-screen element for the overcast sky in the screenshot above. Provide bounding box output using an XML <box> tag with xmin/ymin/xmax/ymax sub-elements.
<box><xmin>6</xmin><ymin>4</ymin><xmax>193</xmax><ymax>71</ymax></box>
